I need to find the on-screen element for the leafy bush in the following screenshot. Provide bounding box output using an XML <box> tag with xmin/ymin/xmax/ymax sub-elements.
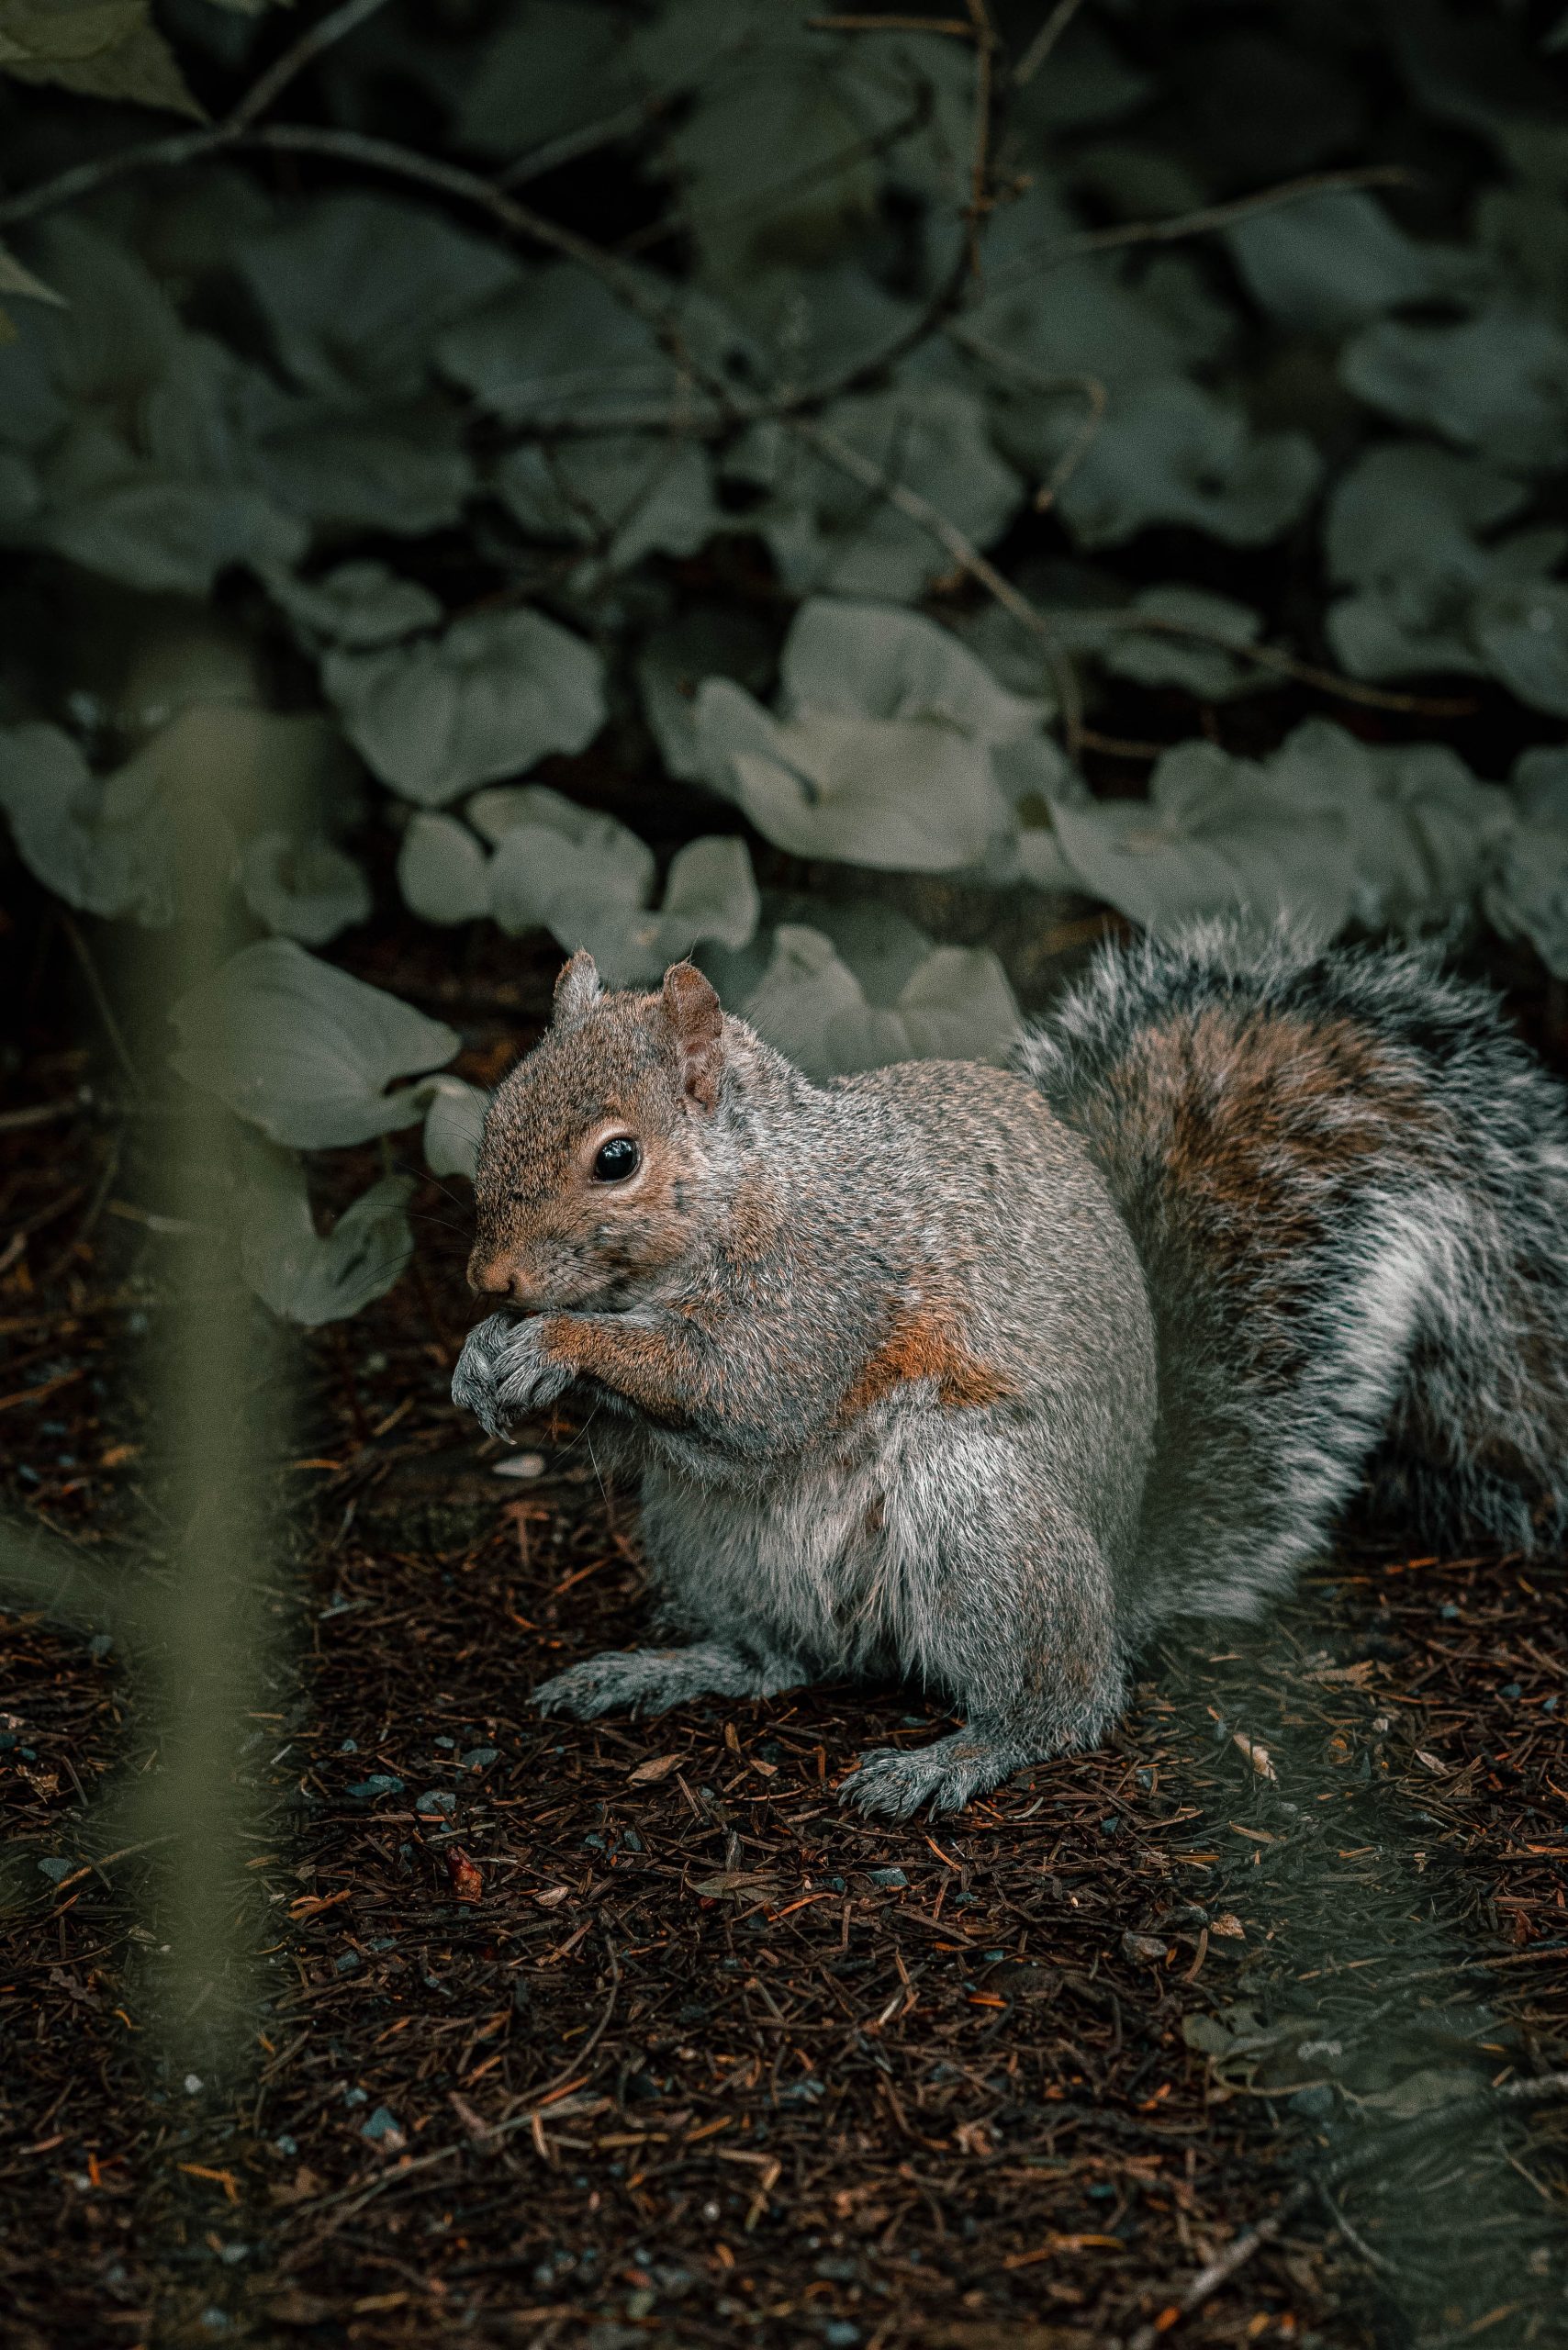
<box><xmin>2</xmin><ymin>0</ymin><xmax>1566</xmax><ymax>1325</ymax></box>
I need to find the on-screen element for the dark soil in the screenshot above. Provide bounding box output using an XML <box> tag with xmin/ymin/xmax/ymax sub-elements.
<box><xmin>3</xmin><ymin>925</ymin><xmax>1567</xmax><ymax>2350</ymax></box>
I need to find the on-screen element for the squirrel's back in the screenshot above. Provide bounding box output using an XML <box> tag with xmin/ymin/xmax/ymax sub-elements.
<box><xmin>1017</xmin><ymin>922</ymin><xmax>1568</xmax><ymax>1623</ymax></box>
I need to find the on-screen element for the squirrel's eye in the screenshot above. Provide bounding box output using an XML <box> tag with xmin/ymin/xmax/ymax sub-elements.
<box><xmin>592</xmin><ymin>1136</ymin><xmax>641</xmax><ymax>1182</ymax></box>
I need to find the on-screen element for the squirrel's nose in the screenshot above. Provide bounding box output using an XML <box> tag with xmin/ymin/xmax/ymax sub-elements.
<box><xmin>468</xmin><ymin>1252</ymin><xmax>541</xmax><ymax>1306</ymax></box>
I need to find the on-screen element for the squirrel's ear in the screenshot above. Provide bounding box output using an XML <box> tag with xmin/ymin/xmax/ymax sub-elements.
<box><xmin>552</xmin><ymin>950</ymin><xmax>602</xmax><ymax>1030</ymax></box>
<box><xmin>661</xmin><ymin>961</ymin><xmax>724</xmax><ymax>1113</ymax></box>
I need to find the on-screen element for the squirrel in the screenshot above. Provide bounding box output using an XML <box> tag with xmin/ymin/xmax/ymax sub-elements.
<box><xmin>451</xmin><ymin>923</ymin><xmax>1568</xmax><ymax>1818</ymax></box>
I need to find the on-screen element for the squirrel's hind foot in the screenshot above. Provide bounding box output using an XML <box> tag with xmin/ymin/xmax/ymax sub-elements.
<box><xmin>533</xmin><ymin>1640</ymin><xmax>806</xmax><ymax>1722</ymax></box>
<box><xmin>839</xmin><ymin>1728</ymin><xmax>1028</xmax><ymax>1820</ymax></box>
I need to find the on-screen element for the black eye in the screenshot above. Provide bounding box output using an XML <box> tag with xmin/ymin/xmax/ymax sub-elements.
<box><xmin>592</xmin><ymin>1136</ymin><xmax>641</xmax><ymax>1182</ymax></box>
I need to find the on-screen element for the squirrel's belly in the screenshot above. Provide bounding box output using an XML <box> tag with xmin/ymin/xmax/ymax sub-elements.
<box><xmin>639</xmin><ymin>1439</ymin><xmax>924</xmax><ymax>1675</ymax></box>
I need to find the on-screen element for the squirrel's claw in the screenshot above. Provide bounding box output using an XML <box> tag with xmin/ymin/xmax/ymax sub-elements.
<box><xmin>452</xmin><ymin>1312</ymin><xmax>572</xmax><ymax>1438</ymax></box>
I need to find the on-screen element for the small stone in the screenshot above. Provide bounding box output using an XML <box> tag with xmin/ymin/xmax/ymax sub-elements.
<box><xmin>361</xmin><ymin>2105</ymin><xmax>406</xmax><ymax>2148</ymax></box>
<box><xmin>36</xmin><ymin>1857</ymin><xmax>73</xmax><ymax>1883</ymax></box>
<box><xmin>867</xmin><ymin>1866</ymin><xmax>907</xmax><ymax>1888</ymax></box>
<box><xmin>184</xmin><ymin>2074</ymin><xmax>204</xmax><ymax>2096</ymax></box>
<box><xmin>415</xmin><ymin>1789</ymin><xmax>456</xmax><ymax>1818</ymax></box>
<box><xmin>347</xmin><ymin>1774</ymin><xmax>403</xmax><ymax>1801</ymax></box>
<box><xmin>492</xmin><ymin>1451</ymin><xmax>546</xmax><ymax>1480</ymax></box>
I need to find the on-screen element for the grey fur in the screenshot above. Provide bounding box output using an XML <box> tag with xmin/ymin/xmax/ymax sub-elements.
<box><xmin>454</xmin><ymin>927</ymin><xmax>1568</xmax><ymax>1818</ymax></box>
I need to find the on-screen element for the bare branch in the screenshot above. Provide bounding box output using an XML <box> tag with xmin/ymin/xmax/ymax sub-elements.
<box><xmin>227</xmin><ymin>0</ymin><xmax>393</xmax><ymax>134</ymax></box>
<box><xmin>991</xmin><ymin>163</ymin><xmax>1424</xmax><ymax>289</ymax></box>
<box><xmin>1014</xmin><ymin>0</ymin><xmax>1092</xmax><ymax>88</ymax></box>
<box><xmin>806</xmin><ymin>12</ymin><xmax>975</xmax><ymax>30</ymax></box>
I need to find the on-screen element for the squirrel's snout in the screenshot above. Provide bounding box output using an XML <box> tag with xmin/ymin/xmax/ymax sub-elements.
<box><xmin>468</xmin><ymin>1249</ymin><xmax>544</xmax><ymax>1308</ymax></box>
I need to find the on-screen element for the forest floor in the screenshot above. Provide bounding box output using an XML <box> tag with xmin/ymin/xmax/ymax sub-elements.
<box><xmin>3</xmin><ymin>923</ymin><xmax>1568</xmax><ymax>2350</ymax></box>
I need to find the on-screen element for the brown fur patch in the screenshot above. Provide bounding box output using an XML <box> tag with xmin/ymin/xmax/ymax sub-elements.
<box><xmin>1103</xmin><ymin>1006</ymin><xmax>1440</xmax><ymax>1269</ymax></box>
<box><xmin>838</xmin><ymin>1304</ymin><xmax>1014</xmax><ymax>1422</ymax></box>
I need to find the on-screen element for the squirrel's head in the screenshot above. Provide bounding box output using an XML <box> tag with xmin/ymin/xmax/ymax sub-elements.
<box><xmin>467</xmin><ymin>952</ymin><xmax>729</xmax><ymax>1314</ymax></box>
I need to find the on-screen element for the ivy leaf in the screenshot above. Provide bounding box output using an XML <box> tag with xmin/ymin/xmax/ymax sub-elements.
<box><xmin>1054</xmin><ymin>379</ymin><xmax>1322</xmax><ymax>549</ymax></box>
<box><xmin>1095</xmin><ymin>585</ymin><xmax>1267</xmax><ymax>701</ymax></box>
<box><xmin>691</xmin><ymin>599</ymin><xmax>1040</xmax><ymax>871</ymax></box>
<box><xmin>235</xmin><ymin>832</ymin><xmax>372</xmax><ymax>947</ymax></box>
<box><xmin>0</xmin><ymin>721</ymin><xmax>174</xmax><ymax>923</ymax></box>
<box><xmin>473</xmin><ymin>783</ymin><xmax>655</xmax><ymax>942</ymax></box>
<box><xmin>235</xmin><ymin>196</ymin><xmax>520</xmax><ymax>403</ymax></box>
<box><xmin>577</xmin><ymin>834</ymin><xmax>760</xmax><ymax>986</ymax></box>
<box><xmin>1471</xmin><ymin>578</ymin><xmax>1568</xmax><ymax>714</ymax></box>
<box><xmin>397</xmin><ymin>810</ymin><xmax>491</xmax><ymax>925</ymax></box>
<box><xmin>322</xmin><ymin>608</ymin><xmax>605</xmax><ymax>807</ymax></box>
<box><xmin>169</xmin><ymin>940</ymin><xmax>459</xmax><ymax>1149</ymax></box>
<box><xmin>1342</xmin><ymin>307</ymin><xmax>1568</xmax><ymax>473</ymax></box>
<box><xmin>742</xmin><ymin>924</ymin><xmax>1019</xmax><ymax>1080</ymax></box>
<box><xmin>1484</xmin><ymin>748</ymin><xmax>1568</xmax><ymax>977</ymax></box>
<box><xmin>235</xmin><ymin>1143</ymin><xmax>414</xmax><ymax>1327</ymax></box>
<box><xmin>1046</xmin><ymin>721</ymin><xmax>1509</xmax><ymax>935</ymax></box>
<box><xmin>259</xmin><ymin>560</ymin><xmax>442</xmax><ymax>651</ymax></box>
<box><xmin>495</xmin><ymin>435</ymin><xmax>722</xmax><ymax>575</ymax></box>
<box><xmin>454</xmin><ymin>0</ymin><xmax>634</xmax><ymax>158</ymax></box>
<box><xmin>244</xmin><ymin>389</ymin><xmax>476</xmax><ymax>538</ymax></box>
<box><xmin>1226</xmin><ymin>190</ymin><xmax>1485</xmax><ymax>332</ymax></box>
<box><xmin>637</xmin><ymin>604</ymin><xmax>778</xmax><ymax>784</ymax></box>
<box><xmin>726</xmin><ymin>386</ymin><xmax>1021</xmax><ymax>602</ymax></box>
<box><xmin>0</xmin><ymin>236</ymin><xmax>64</xmax><ymax>344</ymax></box>
<box><xmin>0</xmin><ymin>0</ymin><xmax>204</xmax><ymax>118</ymax></box>
<box><xmin>440</xmin><ymin>261</ymin><xmax>749</xmax><ymax>430</ymax></box>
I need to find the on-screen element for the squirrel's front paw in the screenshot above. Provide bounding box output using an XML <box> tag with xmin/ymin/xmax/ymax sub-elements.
<box><xmin>451</xmin><ymin>1313</ymin><xmax>572</xmax><ymax>1439</ymax></box>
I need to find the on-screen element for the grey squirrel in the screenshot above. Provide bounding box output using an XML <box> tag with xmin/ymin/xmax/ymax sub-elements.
<box><xmin>451</xmin><ymin>924</ymin><xmax>1568</xmax><ymax>1818</ymax></box>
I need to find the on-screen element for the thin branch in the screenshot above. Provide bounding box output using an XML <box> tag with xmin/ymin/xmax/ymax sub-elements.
<box><xmin>0</xmin><ymin>1093</ymin><xmax>90</xmax><ymax>1135</ymax></box>
<box><xmin>954</xmin><ymin>329</ymin><xmax>1107</xmax><ymax>510</ymax></box>
<box><xmin>1014</xmin><ymin>0</ymin><xmax>1092</xmax><ymax>87</ymax></box>
<box><xmin>792</xmin><ymin>414</ymin><xmax>1086</xmax><ymax>750</ymax></box>
<box><xmin>991</xmin><ymin>164</ymin><xmax>1423</xmax><ymax>289</ymax></box>
<box><xmin>226</xmin><ymin>0</ymin><xmax>393</xmax><ymax>133</ymax></box>
<box><xmin>497</xmin><ymin>95</ymin><xmax>669</xmax><ymax>191</ymax></box>
<box><xmin>1070</xmin><ymin>608</ymin><xmax>1479</xmax><ymax>717</ymax></box>
<box><xmin>60</xmin><ymin>912</ymin><xmax>138</xmax><ymax>1090</ymax></box>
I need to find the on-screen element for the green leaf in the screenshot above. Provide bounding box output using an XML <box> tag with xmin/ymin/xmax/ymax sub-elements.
<box><xmin>0</xmin><ymin>721</ymin><xmax>174</xmax><ymax>923</ymax></box>
<box><xmin>577</xmin><ymin>834</ymin><xmax>758</xmax><ymax>986</ymax></box>
<box><xmin>322</xmin><ymin>608</ymin><xmax>606</xmax><ymax>807</ymax></box>
<box><xmin>236</xmin><ymin>832</ymin><xmax>372</xmax><ymax>947</ymax></box>
<box><xmin>439</xmin><ymin>261</ymin><xmax>749</xmax><ymax>429</ymax></box>
<box><xmin>1226</xmin><ymin>190</ymin><xmax>1484</xmax><ymax>333</ymax></box>
<box><xmin>473</xmin><ymin>782</ymin><xmax>655</xmax><ymax>942</ymax></box>
<box><xmin>691</xmin><ymin>599</ymin><xmax>1049</xmax><ymax>871</ymax></box>
<box><xmin>236</xmin><ymin>1143</ymin><xmax>414</xmax><ymax>1327</ymax></box>
<box><xmin>1323</xmin><ymin>442</ymin><xmax>1562</xmax><ymax>688</ymax></box>
<box><xmin>1342</xmin><ymin>307</ymin><xmax>1568</xmax><ymax>472</ymax></box>
<box><xmin>0</xmin><ymin>223</ymin><xmax>308</xmax><ymax>593</ymax></box>
<box><xmin>170</xmin><ymin>940</ymin><xmax>459</xmax><ymax>1149</ymax></box>
<box><xmin>637</xmin><ymin>605</ymin><xmax>778</xmax><ymax>784</ymax></box>
<box><xmin>0</xmin><ymin>0</ymin><xmax>204</xmax><ymax>117</ymax></box>
<box><xmin>727</xmin><ymin>387</ymin><xmax>1021</xmax><ymax>602</ymax></box>
<box><xmin>235</xmin><ymin>195</ymin><xmax>520</xmax><ymax>403</ymax></box>
<box><xmin>454</xmin><ymin>0</ymin><xmax>633</xmax><ymax>158</ymax></box>
<box><xmin>1053</xmin><ymin>379</ymin><xmax>1322</xmax><ymax>549</ymax></box>
<box><xmin>1471</xmin><ymin>579</ymin><xmax>1568</xmax><ymax>714</ymax></box>
<box><xmin>397</xmin><ymin>811</ymin><xmax>491</xmax><ymax>925</ymax></box>
<box><xmin>1046</xmin><ymin>721</ymin><xmax>1510</xmax><ymax>934</ymax></box>
<box><xmin>245</xmin><ymin>391</ymin><xmax>476</xmax><ymax>537</ymax></box>
<box><xmin>495</xmin><ymin>434</ymin><xmax>722</xmax><ymax>575</ymax></box>
<box><xmin>421</xmin><ymin>1077</ymin><xmax>490</xmax><ymax>1181</ymax></box>
<box><xmin>260</xmin><ymin>560</ymin><xmax>443</xmax><ymax>650</ymax></box>
<box><xmin>1096</xmin><ymin>585</ymin><xmax>1266</xmax><ymax>701</ymax></box>
<box><xmin>1484</xmin><ymin>748</ymin><xmax>1568</xmax><ymax>976</ymax></box>
<box><xmin>743</xmin><ymin>924</ymin><xmax>1019</xmax><ymax>1079</ymax></box>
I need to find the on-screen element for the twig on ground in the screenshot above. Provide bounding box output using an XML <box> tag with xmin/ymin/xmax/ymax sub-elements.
<box><xmin>807</xmin><ymin>12</ymin><xmax>976</xmax><ymax>29</ymax></box>
<box><xmin>1014</xmin><ymin>0</ymin><xmax>1092</xmax><ymax>87</ymax></box>
<box><xmin>0</xmin><ymin>1094</ymin><xmax>90</xmax><ymax>1135</ymax></box>
<box><xmin>497</xmin><ymin>96</ymin><xmax>670</xmax><ymax>190</ymax></box>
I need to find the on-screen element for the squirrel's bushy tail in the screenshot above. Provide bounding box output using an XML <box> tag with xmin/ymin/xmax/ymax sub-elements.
<box><xmin>1017</xmin><ymin>923</ymin><xmax>1568</xmax><ymax>1625</ymax></box>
